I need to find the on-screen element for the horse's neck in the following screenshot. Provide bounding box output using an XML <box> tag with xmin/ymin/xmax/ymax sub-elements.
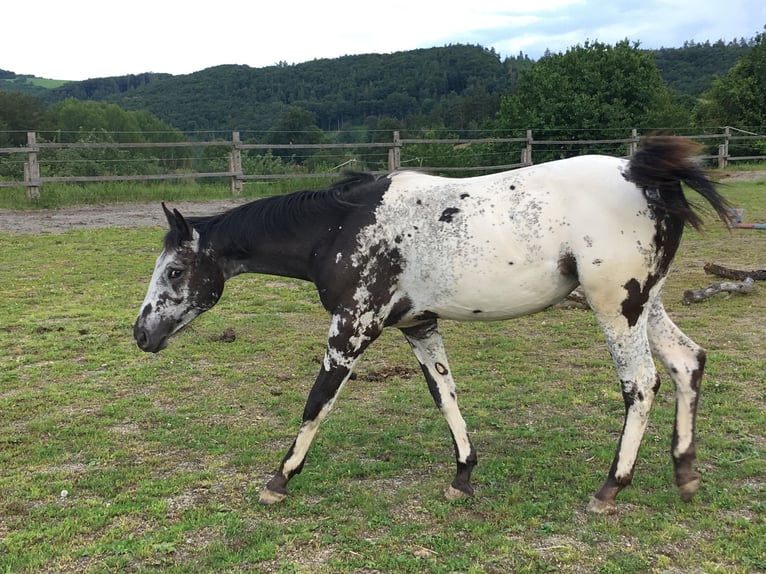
<box><xmin>216</xmin><ymin>227</ymin><xmax>324</xmax><ymax>282</ymax></box>
<box><xmin>222</xmin><ymin>251</ymin><xmax>312</xmax><ymax>281</ymax></box>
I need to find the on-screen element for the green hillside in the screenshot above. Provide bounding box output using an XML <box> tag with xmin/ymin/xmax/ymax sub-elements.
<box><xmin>0</xmin><ymin>70</ymin><xmax>69</xmax><ymax>97</ymax></box>
<box><xmin>97</xmin><ymin>45</ymin><xmax>512</xmax><ymax>133</ymax></box>
<box><xmin>652</xmin><ymin>39</ymin><xmax>752</xmax><ymax>96</ymax></box>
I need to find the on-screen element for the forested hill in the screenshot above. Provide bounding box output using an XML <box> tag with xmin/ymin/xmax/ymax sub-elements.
<box><xmin>3</xmin><ymin>40</ymin><xmax>752</xmax><ymax>133</ymax></box>
<box><xmin>47</xmin><ymin>45</ymin><xmax>514</xmax><ymax>133</ymax></box>
<box><xmin>653</xmin><ymin>39</ymin><xmax>752</xmax><ymax>96</ymax></box>
<box><xmin>47</xmin><ymin>72</ymin><xmax>173</xmax><ymax>101</ymax></box>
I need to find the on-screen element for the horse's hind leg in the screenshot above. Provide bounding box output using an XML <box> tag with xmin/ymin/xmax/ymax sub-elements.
<box><xmin>647</xmin><ymin>298</ymin><xmax>705</xmax><ymax>502</ymax></box>
<box><xmin>587</xmin><ymin>310</ymin><xmax>660</xmax><ymax>514</ymax></box>
<box><xmin>401</xmin><ymin>321</ymin><xmax>477</xmax><ymax>500</ymax></box>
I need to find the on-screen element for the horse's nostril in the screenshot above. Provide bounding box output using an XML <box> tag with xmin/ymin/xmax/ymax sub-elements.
<box><xmin>135</xmin><ymin>328</ymin><xmax>149</xmax><ymax>349</ymax></box>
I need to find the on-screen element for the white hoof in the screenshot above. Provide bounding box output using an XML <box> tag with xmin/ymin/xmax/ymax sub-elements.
<box><xmin>679</xmin><ymin>477</ymin><xmax>700</xmax><ymax>502</ymax></box>
<box><xmin>586</xmin><ymin>496</ymin><xmax>617</xmax><ymax>515</ymax></box>
<box><xmin>258</xmin><ymin>488</ymin><xmax>288</xmax><ymax>505</ymax></box>
<box><xmin>444</xmin><ymin>485</ymin><xmax>470</xmax><ymax>501</ymax></box>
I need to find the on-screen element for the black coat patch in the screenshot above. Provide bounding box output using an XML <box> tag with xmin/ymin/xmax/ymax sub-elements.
<box><xmin>621</xmin><ymin>274</ymin><xmax>660</xmax><ymax>327</ymax></box>
<box><xmin>439</xmin><ymin>207</ymin><xmax>461</xmax><ymax>223</ymax></box>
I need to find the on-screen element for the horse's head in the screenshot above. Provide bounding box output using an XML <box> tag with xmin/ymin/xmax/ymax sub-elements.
<box><xmin>133</xmin><ymin>204</ymin><xmax>225</xmax><ymax>353</ymax></box>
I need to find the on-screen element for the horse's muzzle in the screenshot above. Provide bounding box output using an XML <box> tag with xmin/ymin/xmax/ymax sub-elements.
<box><xmin>133</xmin><ymin>320</ymin><xmax>168</xmax><ymax>353</ymax></box>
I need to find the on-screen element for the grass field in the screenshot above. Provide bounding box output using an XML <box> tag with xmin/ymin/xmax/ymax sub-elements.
<box><xmin>0</xmin><ymin>180</ymin><xmax>764</xmax><ymax>573</ymax></box>
<box><xmin>0</xmin><ymin>77</ymin><xmax>69</xmax><ymax>90</ymax></box>
<box><xmin>0</xmin><ymin>180</ymin><xmax>328</xmax><ymax>211</ymax></box>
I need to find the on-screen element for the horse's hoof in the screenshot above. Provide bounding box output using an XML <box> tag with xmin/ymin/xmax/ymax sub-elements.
<box><xmin>586</xmin><ymin>496</ymin><xmax>617</xmax><ymax>515</ymax></box>
<box><xmin>679</xmin><ymin>477</ymin><xmax>700</xmax><ymax>502</ymax></box>
<box><xmin>258</xmin><ymin>488</ymin><xmax>288</xmax><ymax>505</ymax></box>
<box><xmin>444</xmin><ymin>485</ymin><xmax>470</xmax><ymax>501</ymax></box>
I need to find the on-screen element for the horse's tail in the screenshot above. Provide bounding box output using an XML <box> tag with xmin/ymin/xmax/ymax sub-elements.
<box><xmin>627</xmin><ymin>135</ymin><xmax>733</xmax><ymax>230</ymax></box>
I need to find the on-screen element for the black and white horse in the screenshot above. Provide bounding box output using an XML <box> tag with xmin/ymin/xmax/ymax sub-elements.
<box><xmin>133</xmin><ymin>136</ymin><xmax>731</xmax><ymax>513</ymax></box>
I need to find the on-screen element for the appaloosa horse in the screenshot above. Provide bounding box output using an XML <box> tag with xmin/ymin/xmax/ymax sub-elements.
<box><xmin>133</xmin><ymin>136</ymin><xmax>730</xmax><ymax>513</ymax></box>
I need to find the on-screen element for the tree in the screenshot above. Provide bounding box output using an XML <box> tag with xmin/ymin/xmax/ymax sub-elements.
<box><xmin>45</xmin><ymin>98</ymin><xmax>184</xmax><ymax>141</ymax></box>
<box><xmin>265</xmin><ymin>106</ymin><xmax>324</xmax><ymax>160</ymax></box>
<box><xmin>653</xmin><ymin>39</ymin><xmax>752</xmax><ymax>97</ymax></box>
<box><xmin>41</xmin><ymin>99</ymin><xmax>189</xmax><ymax>176</ymax></box>
<box><xmin>494</xmin><ymin>40</ymin><xmax>689</xmax><ymax>159</ymax></box>
<box><xmin>0</xmin><ymin>91</ymin><xmax>48</xmax><ymax>145</ymax></box>
<box><xmin>693</xmin><ymin>27</ymin><xmax>766</xmax><ymax>128</ymax></box>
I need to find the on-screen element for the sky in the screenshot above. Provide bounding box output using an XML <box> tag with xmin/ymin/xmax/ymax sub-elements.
<box><xmin>2</xmin><ymin>0</ymin><xmax>763</xmax><ymax>81</ymax></box>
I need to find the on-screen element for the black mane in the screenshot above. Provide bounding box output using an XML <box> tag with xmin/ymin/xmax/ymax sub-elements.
<box><xmin>164</xmin><ymin>173</ymin><xmax>388</xmax><ymax>254</ymax></box>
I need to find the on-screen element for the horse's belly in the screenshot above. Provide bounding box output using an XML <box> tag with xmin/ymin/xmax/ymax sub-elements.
<box><xmin>404</xmin><ymin>259</ymin><xmax>578</xmax><ymax>322</ymax></box>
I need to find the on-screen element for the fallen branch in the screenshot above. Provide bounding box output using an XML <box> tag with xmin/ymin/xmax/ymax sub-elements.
<box><xmin>557</xmin><ymin>289</ymin><xmax>590</xmax><ymax>309</ymax></box>
<box><xmin>704</xmin><ymin>263</ymin><xmax>766</xmax><ymax>281</ymax></box>
<box><xmin>683</xmin><ymin>277</ymin><xmax>755</xmax><ymax>304</ymax></box>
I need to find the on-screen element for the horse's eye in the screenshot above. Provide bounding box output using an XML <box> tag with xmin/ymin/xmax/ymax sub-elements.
<box><xmin>167</xmin><ymin>268</ymin><xmax>184</xmax><ymax>280</ymax></box>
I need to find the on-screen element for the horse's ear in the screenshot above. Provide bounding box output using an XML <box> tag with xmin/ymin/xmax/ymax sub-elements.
<box><xmin>161</xmin><ymin>202</ymin><xmax>193</xmax><ymax>243</ymax></box>
<box><xmin>162</xmin><ymin>202</ymin><xmax>175</xmax><ymax>227</ymax></box>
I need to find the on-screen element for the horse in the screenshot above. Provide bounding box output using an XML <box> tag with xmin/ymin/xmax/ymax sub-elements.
<box><xmin>133</xmin><ymin>136</ymin><xmax>731</xmax><ymax>513</ymax></box>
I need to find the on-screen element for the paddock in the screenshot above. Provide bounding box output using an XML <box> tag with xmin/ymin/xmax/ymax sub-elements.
<box><xmin>0</xmin><ymin>181</ymin><xmax>764</xmax><ymax>572</ymax></box>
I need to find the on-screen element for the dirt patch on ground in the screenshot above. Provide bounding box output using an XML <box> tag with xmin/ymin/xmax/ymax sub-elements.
<box><xmin>0</xmin><ymin>199</ymin><xmax>248</xmax><ymax>234</ymax></box>
<box><xmin>720</xmin><ymin>169</ymin><xmax>766</xmax><ymax>182</ymax></box>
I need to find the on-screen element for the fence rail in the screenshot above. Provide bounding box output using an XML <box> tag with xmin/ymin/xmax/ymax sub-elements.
<box><xmin>1</xmin><ymin>128</ymin><xmax>763</xmax><ymax>200</ymax></box>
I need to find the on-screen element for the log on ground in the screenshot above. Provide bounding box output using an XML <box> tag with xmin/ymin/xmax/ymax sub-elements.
<box><xmin>683</xmin><ymin>277</ymin><xmax>755</xmax><ymax>304</ymax></box>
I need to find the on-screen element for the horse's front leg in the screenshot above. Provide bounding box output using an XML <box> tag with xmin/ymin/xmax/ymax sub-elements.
<box><xmin>401</xmin><ymin>320</ymin><xmax>477</xmax><ymax>500</ymax></box>
<box><xmin>258</xmin><ymin>313</ymin><xmax>377</xmax><ymax>505</ymax></box>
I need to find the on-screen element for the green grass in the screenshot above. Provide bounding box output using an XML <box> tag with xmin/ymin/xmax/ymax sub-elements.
<box><xmin>25</xmin><ymin>78</ymin><xmax>70</xmax><ymax>89</ymax></box>
<box><xmin>723</xmin><ymin>160</ymin><xmax>766</xmax><ymax>173</ymax></box>
<box><xmin>0</xmin><ymin>77</ymin><xmax>69</xmax><ymax>89</ymax></box>
<box><xmin>0</xmin><ymin>181</ymin><xmax>764</xmax><ymax>573</ymax></box>
<box><xmin>0</xmin><ymin>179</ymin><xmax>340</xmax><ymax>211</ymax></box>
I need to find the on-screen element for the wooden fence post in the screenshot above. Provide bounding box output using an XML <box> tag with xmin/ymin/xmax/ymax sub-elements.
<box><xmin>229</xmin><ymin>131</ymin><xmax>243</xmax><ymax>195</ymax></box>
<box><xmin>390</xmin><ymin>131</ymin><xmax>401</xmax><ymax>170</ymax></box>
<box><xmin>24</xmin><ymin>131</ymin><xmax>41</xmax><ymax>200</ymax></box>
<box><xmin>628</xmin><ymin>128</ymin><xmax>639</xmax><ymax>156</ymax></box>
<box><xmin>524</xmin><ymin>130</ymin><xmax>533</xmax><ymax>165</ymax></box>
<box><xmin>718</xmin><ymin>126</ymin><xmax>730</xmax><ymax>170</ymax></box>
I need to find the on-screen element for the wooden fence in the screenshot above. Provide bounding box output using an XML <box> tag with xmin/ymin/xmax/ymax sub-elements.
<box><xmin>1</xmin><ymin>127</ymin><xmax>763</xmax><ymax>200</ymax></box>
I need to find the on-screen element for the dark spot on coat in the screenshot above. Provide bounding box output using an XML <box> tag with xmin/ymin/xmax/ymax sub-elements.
<box><xmin>621</xmin><ymin>273</ymin><xmax>660</xmax><ymax>327</ymax></box>
<box><xmin>510</xmin><ymin>184</ymin><xmax>516</xmax><ymax>190</ymax></box>
<box><xmin>621</xmin><ymin>381</ymin><xmax>636</xmax><ymax>410</ymax></box>
<box><xmin>592</xmin><ymin>258</ymin><xmax>603</xmax><ymax>266</ymax></box>
<box><xmin>508</xmin><ymin>261</ymin><xmax>514</xmax><ymax>266</ymax></box>
<box><xmin>690</xmin><ymin>350</ymin><xmax>706</xmax><ymax>393</ymax></box>
<box><xmin>460</xmin><ymin>193</ymin><xmax>470</xmax><ymax>199</ymax></box>
<box><xmin>558</xmin><ymin>252</ymin><xmax>578</xmax><ymax>278</ymax></box>
<box><xmin>394</xmin><ymin>235</ymin><xmax>402</xmax><ymax>244</ymax></box>
<box><xmin>383</xmin><ymin>296</ymin><xmax>413</xmax><ymax>327</ymax></box>
<box><xmin>416</xmin><ymin>199</ymin><xmax>422</xmax><ymax>205</ymax></box>
<box><xmin>472</xmin><ymin>309</ymin><xmax>482</xmax><ymax>314</ymax></box>
<box><xmin>439</xmin><ymin>207</ymin><xmax>460</xmax><ymax>223</ymax></box>
<box><xmin>435</xmin><ymin>362</ymin><xmax>448</xmax><ymax>375</ymax></box>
